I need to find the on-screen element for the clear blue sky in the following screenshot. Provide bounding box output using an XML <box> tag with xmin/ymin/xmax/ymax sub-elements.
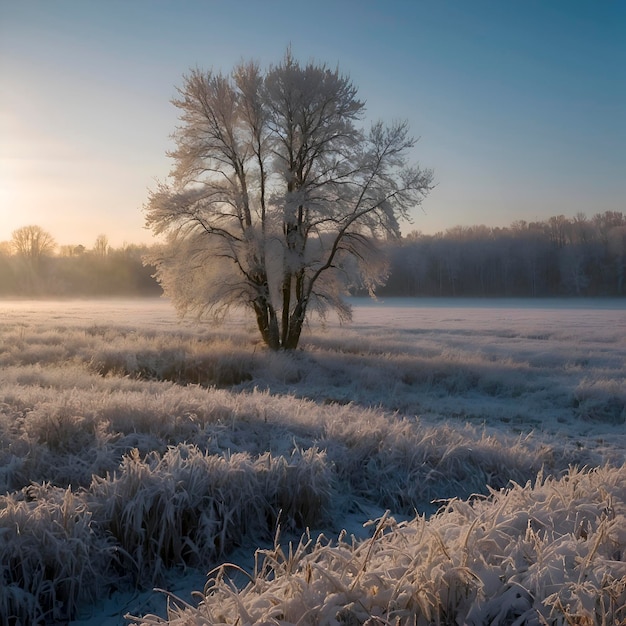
<box><xmin>1</xmin><ymin>0</ymin><xmax>624</xmax><ymax>247</ymax></box>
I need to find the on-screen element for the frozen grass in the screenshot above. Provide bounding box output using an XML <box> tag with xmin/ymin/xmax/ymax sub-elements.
<box><xmin>129</xmin><ymin>464</ymin><xmax>626</xmax><ymax>626</ymax></box>
<box><xmin>1</xmin><ymin>442</ymin><xmax>332</xmax><ymax>622</ymax></box>
<box><xmin>0</xmin><ymin>298</ymin><xmax>624</xmax><ymax>624</ymax></box>
<box><xmin>0</xmin><ymin>484</ymin><xmax>115</xmax><ymax>624</ymax></box>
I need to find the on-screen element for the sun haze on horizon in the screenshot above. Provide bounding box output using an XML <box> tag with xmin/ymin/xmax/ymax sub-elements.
<box><xmin>1</xmin><ymin>0</ymin><xmax>624</xmax><ymax>249</ymax></box>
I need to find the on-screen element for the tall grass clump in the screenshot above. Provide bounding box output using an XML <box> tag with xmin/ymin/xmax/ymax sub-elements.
<box><xmin>88</xmin><ymin>444</ymin><xmax>332</xmax><ymax>586</ymax></box>
<box><xmin>0</xmin><ymin>485</ymin><xmax>114</xmax><ymax>625</ymax></box>
<box><xmin>129</xmin><ymin>464</ymin><xmax>626</xmax><ymax>626</ymax></box>
<box><xmin>0</xmin><ymin>444</ymin><xmax>332</xmax><ymax>622</ymax></box>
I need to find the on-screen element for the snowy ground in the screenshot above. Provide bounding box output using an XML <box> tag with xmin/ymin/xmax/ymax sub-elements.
<box><xmin>0</xmin><ymin>297</ymin><xmax>624</xmax><ymax>625</ymax></box>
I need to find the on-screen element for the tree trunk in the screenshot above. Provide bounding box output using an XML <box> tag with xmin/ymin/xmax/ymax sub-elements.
<box><xmin>254</xmin><ymin>298</ymin><xmax>280</xmax><ymax>351</ymax></box>
<box><xmin>283</xmin><ymin>298</ymin><xmax>306</xmax><ymax>350</ymax></box>
<box><xmin>280</xmin><ymin>273</ymin><xmax>291</xmax><ymax>347</ymax></box>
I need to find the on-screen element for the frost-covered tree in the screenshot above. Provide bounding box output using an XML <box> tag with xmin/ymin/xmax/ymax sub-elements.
<box><xmin>144</xmin><ymin>51</ymin><xmax>433</xmax><ymax>350</ymax></box>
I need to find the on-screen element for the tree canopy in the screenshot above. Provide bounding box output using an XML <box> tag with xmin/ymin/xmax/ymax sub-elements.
<box><xmin>144</xmin><ymin>51</ymin><xmax>433</xmax><ymax>349</ymax></box>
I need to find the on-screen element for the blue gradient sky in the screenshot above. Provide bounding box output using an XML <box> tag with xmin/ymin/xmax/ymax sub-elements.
<box><xmin>1</xmin><ymin>0</ymin><xmax>624</xmax><ymax>247</ymax></box>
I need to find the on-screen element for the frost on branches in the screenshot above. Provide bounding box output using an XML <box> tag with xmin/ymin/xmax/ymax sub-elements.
<box><xmin>144</xmin><ymin>51</ymin><xmax>433</xmax><ymax>350</ymax></box>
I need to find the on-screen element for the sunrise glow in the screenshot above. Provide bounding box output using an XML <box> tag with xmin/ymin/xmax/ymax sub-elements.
<box><xmin>1</xmin><ymin>0</ymin><xmax>624</xmax><ymax>249</ymax></box>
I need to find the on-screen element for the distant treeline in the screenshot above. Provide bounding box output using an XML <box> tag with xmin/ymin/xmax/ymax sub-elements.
<box><xmin>1</xmin><ymin>211</ymin><xmax>624</xmax><ymax>298</ymax></box>
<box><xmin>380</xmin><ymin>211</ymin><xmax>625</xmax><ymax>298</ymax></box>
<box><xmin>0</xmin><ymin>239</ymin><xmax>161</xmax><ymax>297</ymax></box>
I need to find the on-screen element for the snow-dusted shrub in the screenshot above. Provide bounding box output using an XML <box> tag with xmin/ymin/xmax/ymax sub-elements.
<box><xmin>0</xmin><ymin>485</ymin><xmax>113</xmax><ymax>624</ymax></box>
<box><xmin>129</xmin><ymin>464</ymin><xmax>626</xmax><ymax>626</ymax></box>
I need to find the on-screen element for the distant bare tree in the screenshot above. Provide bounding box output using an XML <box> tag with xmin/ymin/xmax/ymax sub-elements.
<box><xmin>93</xmin><ymin>234</ymin><xmax>109</xmax><ymax>258</ymax></box>
<box><xmin>145</xmin><ymin>51</ymin><xmax>433</xmax><ymax>350</ymax></box>
<box><xmin>11</xmin><ymin>225</ymin><xmax>56</xmax><ymax>268</ymax></box>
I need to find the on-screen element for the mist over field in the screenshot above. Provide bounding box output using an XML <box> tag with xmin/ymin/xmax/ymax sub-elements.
<box><xmin>2</xmin><ymin>211</ymin><xmax>624</xmax><ymax>300</ymax></box>
<box><xmin>0</xmin><ymin>298</ymin><xmax>624</xmax><ymax>625</ymax></box>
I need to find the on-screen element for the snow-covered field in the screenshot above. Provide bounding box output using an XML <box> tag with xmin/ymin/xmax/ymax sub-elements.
<box><xmin>0</xmin><ymin>298</ymin><xmax>624</xmax><ymax>625</ymax></box>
